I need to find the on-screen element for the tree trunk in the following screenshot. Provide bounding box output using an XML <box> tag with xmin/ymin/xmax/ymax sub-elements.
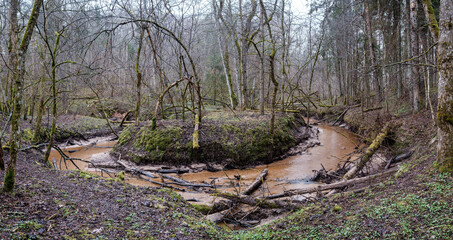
<box><xmin>436</xmin><ymin>0</ymin><xmax>453</xmax><ymax>173</ymax></box>
<box><xmin>410</xmin><ymin>0</ymin><xmax>421</xmax><ymax>112</ymax></box>
<box><xmin>4</xmin><ymin>0</ymin><xmax>44</xmax><ymax>193</ymax></box>
<box><xmin>135</xmin><ymin>27</ymin><xmax>144</xmax><ymax>126</ymax></box>
<box><xmin>44</xmin><ymin>32</ymin><xmax>63</xmax><ymax>164</ymax></box>
<box><xmin>364</xmin><ymin>2</ymin><xmax>382</xmax><ymax>104</ymax></box>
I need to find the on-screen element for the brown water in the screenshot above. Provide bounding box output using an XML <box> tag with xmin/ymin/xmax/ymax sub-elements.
<box><xmin>49</xmin><ymin>123</ymin><xmax>360</xmax><ymax>205</ymax></box>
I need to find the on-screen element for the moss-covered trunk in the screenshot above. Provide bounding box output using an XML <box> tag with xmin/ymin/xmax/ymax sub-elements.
<box><xmin>3</xmin><ymin>0</ymin><xmax>44</xmax><ymax>192</ymax></box>
<box><xmin>436</xmin><ymin>0</ymin><xmax>453</xmax><ymax>173</ymax></box>
<box><xmin>135</xmin><ymin>27</ymin><xmax>144</xmax><ymax>126</ymax></box>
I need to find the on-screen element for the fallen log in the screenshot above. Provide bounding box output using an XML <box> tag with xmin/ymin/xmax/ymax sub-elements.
<box><xmin>206</xmin><ymin>209</ymin><xmax>230</xmax><ymax>223</ymax></box>
<box><xmin>385</xmin><ymin>151</ymin><xmax>414</xmax><ymax>169</ymax></box>
<box><xmin>137</xmin><ymin>174</ymin><xmax>186</xmax><ymax>192</ymax></box>
<box><xmin>215</xmin><ymin>191</ymin><xmax>300</xmax><ymax>209</ymax></box>
<box><xmin>157</xmin><ymin>169</ymin><xmax>190</xmax><ymax>174</ymax></box>
<box><xmin>117</xmin><ymin>160</ymin><xmax>158</xmax><ymax>178</ymax></box>
<box><xmin>332</xmin><ymin>108</ymin><xmax>349</xmax><ymax>126</ymax></box>
<box><xmin>265</xmin><ymin>167</ymin><xmax>398</xmax><ymax>200</ymax></box>
<box><xmin>363</xmin><ymin>106</ymin><xmax>383</xmax><ymax>113</ymax></box>
<box><xmin>343</xmin><ymin>122</ymin><xmax>391</xmax><ymax>180</ymax></box>
<box><xmin>241</xmin><ymin>169</ymin><xmax>268</xmax><ymax>196</ymax></box>
<box><xmin>159</xmin><ymin>174</ymin><xmax>214</xmax><ymax>188</ymax></box>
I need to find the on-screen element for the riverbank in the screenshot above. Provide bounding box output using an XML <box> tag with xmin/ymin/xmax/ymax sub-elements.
<box><xmin>1</xmin><ymin>107</ymin><xmax>451</xmax><ymax>239</ymax></box>
<box><xmin>228</xmin><ymin>107</ymin><xmax>452</xmax><ymax>239</ymax></box>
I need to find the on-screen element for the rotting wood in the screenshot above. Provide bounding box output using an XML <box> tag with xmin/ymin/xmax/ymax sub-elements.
<box><xmin>331</xmin><ymin>104</ymin><xmax>361</xmax><ymax>126</ymax></box>
<box><xmin>343</xmin><ymin>123</ymin><xmax>391</xmax><ymax>180</ymax></box>
<box><xmin>156</xmin><ymin>169</ymin><xmax>190</xmax><ymax>174</ymax></box>
<box><xmin>241</xmin><ymin>168</ymin><xmax>268</xmax><ymax>195</ymax></box>
<box><xmin>332</xmin><ymin>108</ymin><xmax>349</xmax><ymax>126</ymax></box>
<box><xmin>265</xmin><ymin>167</ymin><xmax>398</xmax><ymax>200</ymax></box>
<box><xmin>117</xmin><ymin>160</ymin><xmax>158</xmax><ymax>178</ymax></box>
<box><xmin>136</xmin><ymin>174</ymin><xmax>186</xmax><ymax>191</ymax></box>
<box><xmin>206</xmin><ymin>209</ymin><xmax>230</xmax><ymax>223</ymax></box>
<box><xmin>385</xmin><ymin>151</ymin><xmax>414</xmax><ymax>169</ymax></box>
<box><xmin>159</xmin><ymin>174</ymin><xmax>213</xmax><ymax>188</ymax></box>
<box><xmin>362</xmin><ymin>106</ymin><xmax>383</xmax><ymax>113</ymax></box>
<box><xmin>214</xmin><ymin>191</ymin><xmax>300</xmax><ymax>209</ymax></box>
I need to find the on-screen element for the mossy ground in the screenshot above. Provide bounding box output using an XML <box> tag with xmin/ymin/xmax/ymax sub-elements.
<box><xmin>113</xmin><ymin>111</ymin><xmax>308</xmax><ymax>167</ymax></box>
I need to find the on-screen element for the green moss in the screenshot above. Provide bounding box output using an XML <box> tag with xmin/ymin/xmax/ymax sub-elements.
<box><xmin>332</xmin><ymin>205</ymin><xmax>342</xmax><ymax>213</ymax></box>
<box><xmin>191</xmin><ymin>204</ymin><xmax>212</xmax><ymax>215</ymax></box>
<box><xmin>117</xmin><ymin>126</ymin><xmax>133</xmax><ymax>146</ymax></box>
<box><xmin>114</xmin><ymin>112</ymin><xmax>303</xmax><ymax>166</ymax></box>
<box><xmin>22</xmin><ymin>128</ymin><xmax>35</xmax><ymax>143</ymax></box>
<box><xmin>116</xmin><ymin>171</ymin><xmax>125</xmax><ymax>181</ymax></box>
<box><xmin>2</xmin><ymin>167</ymin><xmax>15</xmax><ymax>192</ymax></box>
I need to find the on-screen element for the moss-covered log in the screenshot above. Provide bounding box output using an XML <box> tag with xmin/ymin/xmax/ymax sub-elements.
<box><xmin>344</xmin><ymin>123</ymin><xmax>390</xmax><ymax>180</ymax></box>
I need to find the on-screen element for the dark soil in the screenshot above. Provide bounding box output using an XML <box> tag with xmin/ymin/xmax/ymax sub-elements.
<box><xmin>0</xmin><ymin>152</ymin><xmax>222</xmax><ymax>239</ymax></box>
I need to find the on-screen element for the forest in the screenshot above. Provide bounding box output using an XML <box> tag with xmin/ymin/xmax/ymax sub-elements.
<box><xmin>0</xmin><ymin>0</ymin><xmax>452</xmax><ymax>239</ymax></box>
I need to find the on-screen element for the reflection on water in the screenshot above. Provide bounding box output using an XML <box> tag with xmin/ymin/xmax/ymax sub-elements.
<box><xmin>49</xmin><ymin>123</ymin><xmax>360</xmax><ymax>205</ymax></box>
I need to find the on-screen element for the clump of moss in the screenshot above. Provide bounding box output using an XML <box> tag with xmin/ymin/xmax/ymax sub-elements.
<box><xmin>191</xmin><ymin>204</ymin><xmax>212</xmax><ymax>215</ymax></box>
<box><xmin>116</xmin><ymin>171</ymin><xmax>125</xmax><ymax>181</ymax></box>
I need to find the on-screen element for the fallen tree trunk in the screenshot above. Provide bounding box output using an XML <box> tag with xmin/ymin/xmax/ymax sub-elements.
<box><xmin>117</xmin><ymin>160</ymin><xmax>158</xmax><ymax>178</ymax></box>
<box><xmin>385</xmin><ymin>151</ymin><xmax>414</xmax><ymax>169</ymax></box>
<box><xmin>241</xmin><ymin>168</ymin><xmax>268</xmax><ymax>195</ymax></box>
<box><xmin>137</xmin><ymin>174</ymin><xmax>186</xmax><ymax>192</ymax></box>
<box><xmin>265</xmin><ymin>167</ymin><xmax>398</xmax><ymax>200</ymax></box>
<box><xmin>343</xmin><ymin>123</ymin><xmax>391</xmax><ymax>179</ymax></box>
<box><xmin>214</xmin><ymin>191</ymin><xmax>300</xmax><ymax>209</ymax></box>
<box><xmin>160</xmin><ymin>174</ymin><xmax>214</xmax><ymax>188</ymax></box>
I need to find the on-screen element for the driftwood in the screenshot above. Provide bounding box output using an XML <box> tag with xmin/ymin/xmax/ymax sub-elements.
<box><xmin>385</xmin><ymin>151</ymin><xmax>414</xmax><ymax>169</ymax></box>
<box><xmin>265</xmin><ymin>167</ymin><xmax>398</xmax><ymax>200</ymax></box>
<box><xmin>206</xmin><ymin>209</ymin><xmax>231</xmax><ymax>223</ymax></box>
<box><xmin>332</xmin><ymin>108</ymin><xmax>349</xmax><ymax>126</ymax></box>
<box><xmin>137</xmin><ymin>174</ymin><xmax>186</xmax><ymax>191</ymax></box>
<box><xmin>157</xmin><ymin>169</ymin><xmax>189</xmax><ymax>174</ymax></box>
<box><xmin>241</xmin><ymin>169</ymin><xmax>268</xmax><ymax>195</ymax></box>
<box><xmin>215</xmin><ymin>192</ymin><xmax>300</xmax><ymax>209</ymax></box>
<box><xmin>343</xmin><ymin>123</ymin><xmax>391</xmax><ymax>179</ymax></box>
<box><xmin>117</xmin><ymin>160</ymin><xmax>158</xmax><ymax>178</ymax></box>
<box><xmin>160</xmin><ymin>174</ymin><xmax>213</xmax><ymax>188</ymax></box>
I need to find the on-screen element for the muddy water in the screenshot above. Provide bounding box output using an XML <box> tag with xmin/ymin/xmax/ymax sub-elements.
<box><xmin>178</xmin><ymin>123</ymin><xmax>360</xmax><ymax>203</ymax></box>
<box><xmin>49</xmin><ymin>123</ymin><xmax>360</xmax><ymax>205</ymax></box>
<box><xmin>48</xmin><ymin>137</ymin><xmax>117</xmax><ymax>172</ymax></box>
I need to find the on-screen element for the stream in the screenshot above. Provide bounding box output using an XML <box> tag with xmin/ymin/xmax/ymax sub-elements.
<box><xmin>49</xmin><ymin>122</ymin><xmax>360</xmax><ymax>207</ymax></box>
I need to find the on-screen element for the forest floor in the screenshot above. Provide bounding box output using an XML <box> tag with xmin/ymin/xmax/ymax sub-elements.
<box><xmin>1</xmin><ymin>105</ymin><xmax>452</xmax><ymax>239</ymax></box>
